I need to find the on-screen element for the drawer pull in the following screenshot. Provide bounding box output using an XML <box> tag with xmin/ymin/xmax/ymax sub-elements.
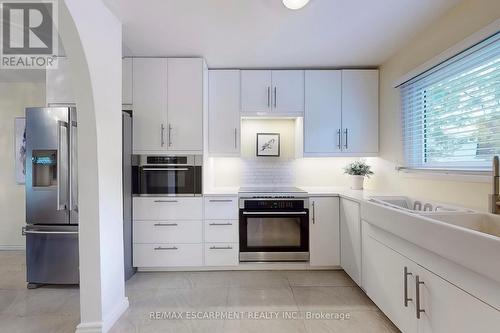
<box><xmin>416</xmin><ymin>275</ymin><xmax>425</xmax><ymax>319</ymax></box>
<box><xmin>209</xmin><ymin>223</ymin><xmax>233</xmax><ymax>226</ymax></box>
<box><xmin>154</xmin><ymin>200</ymin><xmax>178</xmax><ymax>203</ymax></box>
<box><xmin>209</xmin><ymin>246</ymin><xmax>233</xmax><ymax>250</ymax></box>
<box><xmin>208</xmin><ymin>199</ymin><xmax>233</xmax><ymax>203</ymax></box>
<box><xmin>404</xmin><ymin>266</ymin><xmax>413</xmax><ymax>307</ymax></box>
<box><xmin>154</xmin><ymin>223</ymin><xmax>178</xmax><ymax>227</ymax></box>
<box><xmin>154</xmin><ymin>246</ymin><xmax>178</xmax><ymax>251</ymax></box>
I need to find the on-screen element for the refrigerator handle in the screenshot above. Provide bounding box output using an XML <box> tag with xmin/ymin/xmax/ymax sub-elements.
<box><xmin>69</xmin><ymin>120</ymin><xmax>78</xmax><ymax>212</ymax></box>
<box><xmin>57</xmin><ymin>120</ymin><xmax>68</xmax><ymax>211</ymax></box>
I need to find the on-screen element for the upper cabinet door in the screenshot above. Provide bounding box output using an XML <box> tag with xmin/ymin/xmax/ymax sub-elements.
<box><xmin>132</xmin><ymin>58</ymin><xmax>168</xmax><ymax>153</ymax></box>
<box><xmin>341</xmin><ymin>70</ymin><xmax>379</xmax><ymax>154</ymax></box>
<box><xmin>208</xmin><ymin>70</ymin><xmax>240</xmax><ymax>155</ymax></box>
<box><xmin>46</xmin><ymin>57</ymin><xmax>75</xmax><ymax>105</ymax></box>
<box><xmin>166</xmin><ymin>58</ymin><xmax>203</xmax><ymax>152</ymax></box>
<box><xmin>304</xmin><ymin>70</ymin><xmax>342</xmax><ymax>154</ymax></box>
<box><xmin>122</xmin><ymin>58</ymin><xmax>133</xmax><ymax>106</ymax></box>
<box><xmin>271</xmin><ymin>70</ymin><xmax>304</xmax><ymax>114</ymax></box>
<box><xmin>241</xmin><ymin>70</ymin><xmax>272</xmax><ymax>113</ymax></box>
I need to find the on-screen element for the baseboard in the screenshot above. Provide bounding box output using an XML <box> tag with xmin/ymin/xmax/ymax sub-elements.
<box><xmin>75</xmin><ymin>321</ymin><xmax>103</xmax><ymax>333</ymax></box>
<box><xmin>102</xmin><ymin>297</ymin><xmax>129</xmax><ymax>332</ymax></box>
<box><xmin>0</xmin><ymin>245</ymin><xmax>25</xmax><ymax>251</ymax></box>
<box><xmin>75</xmin><ymin>297</ymin><xmax>129</xmax><ymax>333</ymax></box>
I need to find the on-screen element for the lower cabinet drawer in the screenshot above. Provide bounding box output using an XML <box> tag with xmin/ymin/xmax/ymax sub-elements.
<box><xmin>134</xmin><ymin>220</ymin><xmax>202</xmax><ymax>244</ymax></box>
<box><xmin>133</xmin><ymin>243</ymin><xmax>203</xmax><ymax>267</ymax></box>
<box><xmin>204</xmin><ymin>243</ymin><xmax>239</xmax><ymax>266</ymax></box>
<box><xmin>204</xmin><ymin>220</ymin><xmax>238</xmax><ymax>243</ymax></box>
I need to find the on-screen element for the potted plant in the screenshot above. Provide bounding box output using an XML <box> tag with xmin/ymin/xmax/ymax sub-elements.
<box><xmin>343</xmin><ymin>161</ymin><xmax>374</xmax><ymax>190</ymax></box>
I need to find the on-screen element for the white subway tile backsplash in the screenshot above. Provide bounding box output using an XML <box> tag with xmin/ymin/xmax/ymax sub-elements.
<box><xmin>241</xmin><ymin>158</ymin><xmax>296</xmax><ymax>186</ymax></box>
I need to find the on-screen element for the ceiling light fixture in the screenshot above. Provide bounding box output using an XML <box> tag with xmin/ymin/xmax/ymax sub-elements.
<box><xmin>282</xmin><ymin>0</ymin><xmax>310</xmax><ymax>10</ymax></box>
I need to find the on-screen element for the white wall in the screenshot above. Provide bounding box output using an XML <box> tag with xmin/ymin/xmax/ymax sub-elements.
<box><xmin>0</xmin><ymin>82</ymin><xmax>45</xmax><ymax>249</ymax></box>
<box><xmin>374</xmin><ymin>0</ymin><xmax>500</xmax><ymax>211</ymax></box>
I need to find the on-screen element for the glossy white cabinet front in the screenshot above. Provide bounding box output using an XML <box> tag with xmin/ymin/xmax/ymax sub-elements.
<box><xmin>208</xmin><ymin>70</ymin><xmax>240</xmax><ymax>155</ymax></box>
<box><xmin>340</xmin><ymin>198</ymin><xmax>362</xmax><ymax>285</ymax></box>
<box><xmin>309</xmin><ymin>197</ymin><xmax>340</xmax><ymax>266</ymax></box>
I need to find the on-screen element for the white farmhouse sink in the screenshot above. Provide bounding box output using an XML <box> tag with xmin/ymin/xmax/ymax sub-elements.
<box><xmin>369</xmin><ymin>195</ymin><xmax>473</xmax><ymax>214</ymax></box>
<box><xmin>362</xmin><ymin>200</ymin><xmax>500</xmax><ymax>286</ymax></box>
<box><xmin>430</xmin><ymin>213</ymin><xmax>500</xmax><ymax>238</ymax></box>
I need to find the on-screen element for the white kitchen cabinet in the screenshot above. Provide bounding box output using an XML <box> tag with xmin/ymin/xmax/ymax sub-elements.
<box><xmin>309</xmin><ymin>197</ymin><xmax>340</xmax><ymax>266</ymax></box>
<box><xmin>340</xmin><ymin>198</ymin><xmax>362</xmax><ymax>285</ymax></box>
<box><xmin>204</xmin><ymin>243</ymin><xmax>239</xmax><ymax>266</ymax></box>
<box><xmin>271</xmin><ymin>70</ymin><xmax>304</xmax><ymax>114</ymax></box>
<box><xmin>304</xmin><ymin>70</ymin><xmax>342</xmax><ymax>154</ymax></box>
<box><xmin>133</xmin><ymin>243</ymin><xmax>203</xmax><ymax>267</ymax></box>
<box><xmin>122</xmin><ymin>57</ymin><xmax>133</xmax><ymax>106</ymax></box>
<box><xmin>364</xmin><ymin>226</ymin><xmax>417</xmax><ymax>333</ymax></box>
<box><xmin>303</xmin><ymin>69</ymin><xmax>378</xmax><ymax>156</ymax></box>
<box><xmin>132</xmin><ymin>57</ymin><xmax>167</xmax><ymax>153</ymax></box>
<box><xmin>204</xmin><ymin>196</ymin><xmax>239</xmax><ymax>220</ymax></box>
<box><xmin>417</xmin><ymin>267</ymin><xmax>500</xmax><ymax>333</ymax></box>
<box><xmin>208</xmin><ymin>70</ymin><xmax>240</xmax><ymax>155</ymax></box>
<box><xmin>363</xmin><ymin>221</ymin><xmax>500</xmax><ymax>333</ymax></box>
<box><xmin>133</xmin><ymin>220</ymin><xmax>203</xmax><ymax>244</ymax></box>
<box><xmin>133</xmin><ymin>197</ymin><xmax>203</xmax><ymax>221</ymax></box>
<box><xmin>46</xmin><ymin>57</ymin><xmax>75</xmax><ymax>105</ymax></box>
<box><xmin>167</xmin><ymin>58</ymin><xmax>203</xmax><ymax>152</ymax></box>
<box><xmin>341</xmin><ymin>70</ymin><xmax>379</xmax><ymax>154</ymax></box>
<box><xmin>241</xmin><ymin>70</ymin><xmax>304</xmax><ymax>115</ymax></box>
<box><xmin>241</xmin><ymin>70</ymin><xmax>272</xmax><ymax>113</ymax></box>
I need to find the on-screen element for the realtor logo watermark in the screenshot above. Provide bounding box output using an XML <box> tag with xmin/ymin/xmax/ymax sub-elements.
<box><xmin>1</xmin><ymin>0</ymin><xmax>58</xmax><ymax>68</ymax></box>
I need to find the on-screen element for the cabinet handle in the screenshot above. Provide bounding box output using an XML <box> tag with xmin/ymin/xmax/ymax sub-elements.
<box><xmin>154</xmin><ymin>246</ymin><xmax>178</xmax><ymax>251</ymax></box>
<box><xmin>274</xmin><ymin>87</ymin><xmax>277</xmax><ymax>108</ymax></box>
<box><xmin>404</xmin><ymin>266</ymin><xmax>413</xmax><ymax>307</ymax></box>
<box><xmin>337</xmin><ymin>129</ymin><xmax>341</xmax><ymax>150</ymax></box>
<box><xmin>168</xmin><ymin>123</ymin><xmax>173</xmax><ymax>147</ymax></box>
<box><xmin>312</xmin><ymin>201</ymin><xmax>316</xmax><ymax>224</ymax></box>
<box><xmin>209</xmin><ymin>222</ymin><xmax>233</xmax><ymax>226</ymax></box>
<box><xmin>161</xmin><ymin>124</ymin><xmax>165</xmax><ymax>147</ymax></box>
<box><xmin>154</xmin><ymin>223</ymin><xmax>178</xmax><ymax>227</ymax></box>
<box><xmin>209</xmin><ymin>199</ymin><xmax>233</xmax><ymax>203</ymax></box>
<box><xmin>415</xmin><ymin>275</ymin><xmax>425</xmax><ymax>319</ymax></box>
<box><xmin>209</xmin><ymin>246</ymin><xmax>233</xmax><ymax>250</ymax></box>
<box><xmin>154</xmin><ymin>200</ymin><xmax>178</xmax><ymax>203</ymax></box>
<box><xmin>234</xmin><ymin>128</ymin><xmax>238</xmax><ymax>149</ymax></box>
<box><xmin>267</xmin><ymin>87</ymin><xmax>271</xmax><ymax>107</ymax></box>
<box><xmin>343</xmin><ymin>128</ymin><xmax>348</xmax><ymax>149</ymax></box>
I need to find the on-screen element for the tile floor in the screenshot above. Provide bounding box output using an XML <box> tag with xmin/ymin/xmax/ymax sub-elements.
<box><xmin>0</xmin><ymin>251</ymin><xmax>399</xmax><ymax>333</ymax></box>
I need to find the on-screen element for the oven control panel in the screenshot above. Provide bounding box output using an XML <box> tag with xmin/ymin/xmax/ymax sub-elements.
<box><xmin>242</xmin><ymin>199</ymin><xmax>305</xmax><ymax>210</ymax></box>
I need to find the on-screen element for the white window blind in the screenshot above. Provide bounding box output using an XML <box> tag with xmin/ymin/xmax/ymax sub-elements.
<box><xmin>400</xmin><ymin>32</ymin><xmax>500</xmax><ymax>171</ymax></box>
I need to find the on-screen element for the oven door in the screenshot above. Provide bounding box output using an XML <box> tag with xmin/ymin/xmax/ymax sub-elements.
<box><xmin>239</xmin><ymin>210</ymin><xmax>309</xmax><ymax>262</ymax></box>
<box><xmin>138</xmin><ymin>166</ymin><xmax>196</xmax><ymax>196</ymax></box>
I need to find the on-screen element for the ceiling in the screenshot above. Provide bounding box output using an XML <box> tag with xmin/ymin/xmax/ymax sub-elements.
<box><xmin>103</xmin><ymin>0</ymin><xmax>462</xmax><ymax>68</ymax></box>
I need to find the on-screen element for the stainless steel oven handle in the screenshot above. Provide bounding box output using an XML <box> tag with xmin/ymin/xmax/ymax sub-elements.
<box><xmin>22</xmin><ymin>230</ymin><xmax>78</xmax><ymax>235</ymax></box>
<box><xmin>141</xmin><ymin>168</ymin><xmax>189</xmax><ymax>171</ymax></box>
<box><xmin>242</xmin><ymin>211</ymin><xmax>308</xmax><ymax>215</ymax></box>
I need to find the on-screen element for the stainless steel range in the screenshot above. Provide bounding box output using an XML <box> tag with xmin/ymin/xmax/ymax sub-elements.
<box><xmin>239</xmin><ymin>187</ymin><xmax>309</xmax><ymax>262</ymax></box>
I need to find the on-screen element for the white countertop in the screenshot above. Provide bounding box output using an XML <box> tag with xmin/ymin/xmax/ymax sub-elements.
<box><xmin>204</xmin><ymin>186</ymin><xmax>396</xmax><ymax>203</ymax></box>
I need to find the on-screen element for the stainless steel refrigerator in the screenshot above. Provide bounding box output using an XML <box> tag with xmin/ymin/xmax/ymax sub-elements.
<box><xmin>24</xmin><ymin>106</ymin><xmax>79</xmax><ymax>288</ymax></box>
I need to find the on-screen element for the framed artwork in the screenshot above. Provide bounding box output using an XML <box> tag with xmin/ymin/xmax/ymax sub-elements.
<box><xmin>14</xmin><ymin>117</ymin><xmax>27</xmax><ymax>184</ymax></box>
<box><xmin>256</xmin><ymin>133</ymin><xmax>280</xmax><ymax>157</ymax></box>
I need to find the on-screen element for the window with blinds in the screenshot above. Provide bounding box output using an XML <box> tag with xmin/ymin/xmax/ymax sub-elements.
<box><xmin>400</xmin><ymin>32</ymin><xmax>499</xmax><ymax>171</ymax></box>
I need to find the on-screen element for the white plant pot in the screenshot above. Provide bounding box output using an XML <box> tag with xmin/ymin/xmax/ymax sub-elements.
<box><xmin>350</xmin><ymin>175</ymin><xmax>365</xmax><ymax>190</ymax></box>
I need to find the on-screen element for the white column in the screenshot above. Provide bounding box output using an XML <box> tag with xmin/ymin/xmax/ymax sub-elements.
<box><xmin>58</xmin><ymin>1</ymin><xmax>128</xmax><ymax>332</ymax></box>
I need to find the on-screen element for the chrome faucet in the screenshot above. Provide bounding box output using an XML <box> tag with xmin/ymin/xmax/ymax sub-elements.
<box><xmin>490</xmin><ymin>156</ymin><xmax>500</xmax><ymax>214</ymax></box>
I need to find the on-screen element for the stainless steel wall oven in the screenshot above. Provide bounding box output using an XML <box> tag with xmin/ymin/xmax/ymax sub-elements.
<box><xmin>132</xmin><ymin>155</ymin><xmax>202</xmax><ymax>196</ymax></box>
